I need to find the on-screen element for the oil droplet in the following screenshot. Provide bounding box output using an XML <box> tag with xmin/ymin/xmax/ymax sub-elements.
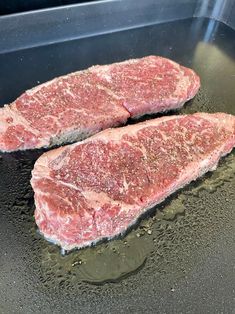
<box><xmin>155</xmin><ymin>195</ymin><xmax>186</xmax><ymax>221</ymax></box>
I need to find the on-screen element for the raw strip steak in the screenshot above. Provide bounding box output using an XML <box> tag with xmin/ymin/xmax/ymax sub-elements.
<box><xmin>0</xmin><ymin>56</ymin><xmax>200</xmax><ymax>152</ymax></box>
<box><xmin>31</xmin><ymin>113</ymin><xmax>235</xmax><ymax>251</ymax></box>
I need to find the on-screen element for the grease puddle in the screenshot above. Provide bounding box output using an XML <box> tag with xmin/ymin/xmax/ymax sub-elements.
<box><xmin>40</xmin><ymin>231</ymin><xmax>152</xmax><ymax>285</ymax></box>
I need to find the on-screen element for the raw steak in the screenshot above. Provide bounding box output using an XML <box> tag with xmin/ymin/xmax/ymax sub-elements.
<box><xmin>0</xmin><ymin>56</ymin><xmax>200</xmax><ymax>152</ymax></box>
<box><xmin>31</xmin><ymin>113</ymin><xmax>235</xmax><ymax>251</ymax></box>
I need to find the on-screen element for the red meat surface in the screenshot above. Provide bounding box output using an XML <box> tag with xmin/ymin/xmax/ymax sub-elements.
<box><xmin>0</xmin><ymin>56</ymin><xmax>200</xmax><ymax>152</ymax></box>
<box><xmin>31</xmin><ymin>113</ymin><xmax>235</xmax><ymax>251</ymax></box>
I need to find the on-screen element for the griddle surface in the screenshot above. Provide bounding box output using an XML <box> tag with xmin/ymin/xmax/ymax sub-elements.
<box><xmin>0</xmin><ymin>18</ymin><xmax>234</xmax><ymax>313</ymax></box>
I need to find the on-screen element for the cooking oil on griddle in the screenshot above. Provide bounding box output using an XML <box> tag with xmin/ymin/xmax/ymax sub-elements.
<box><xmin>40</xmin><ymin>232</ymin><xmax>152</xmax><ymax>285</ymax></box>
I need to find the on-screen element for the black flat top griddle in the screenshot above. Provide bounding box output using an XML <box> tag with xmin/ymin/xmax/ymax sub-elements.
<box><xmin>0</xmin><ymin>17</ymin><xmax>235</xmax><ymax>314</ymax></box>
